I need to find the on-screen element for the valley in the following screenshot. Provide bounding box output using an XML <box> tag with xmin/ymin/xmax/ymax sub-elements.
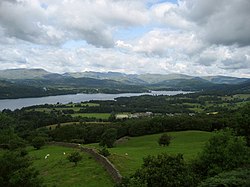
<box><xmin>0</xmin><ymin>68</ymin><xmax>249</xmax><ymax>99</ymax></box>
<box><xmin>0</xmin><ymin>69</ymin><xmax>250</xmax><ymax>187</ymax></box>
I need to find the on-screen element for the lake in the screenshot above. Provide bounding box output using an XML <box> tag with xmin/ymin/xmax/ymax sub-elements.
<box><xmin>0</xmin><ymin>91</ymin><xmax>189</xmax><ymax>111</ymax></box>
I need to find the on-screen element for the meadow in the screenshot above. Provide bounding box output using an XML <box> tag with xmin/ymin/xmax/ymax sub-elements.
<box><xmin>30</xmin><ymin>102</ymin><xmax>111</xmax><ymax>119</ymax></box>
<box><xmin>71</xmin><ymin>113</ymin><xmax>110</xmax><ymax>119</ymax></box>
<box><xmin>28</xmin><ymin>145</ymin><xmax>114</xmax><ymax>187</ymax></box>
<box><xmin>85</xmin><ymin>131</ymin><xmax>212</xmax><ymax>176</ymax></box>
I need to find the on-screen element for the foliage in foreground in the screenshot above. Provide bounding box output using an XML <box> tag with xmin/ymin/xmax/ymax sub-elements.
<box><xmin>0</xmin><ymin>150</ymin><xmax>43</xmax><ymax>187</ymax></box>
<box><xmin>118</xmin><ymin>129</ymin><xmax>250</xmax><ymax>187</ymax></box>
<box><xmin>118</xmin><ymin>154</ymin><xmax>197</xmax><ymax>187</ymax></box>
<box><xmin>0</xmin><ymin>127</ymin><xmax>26</xmax><ymax>150</ymax></box>
<box><xmin>198</xmin><ymin>169</ymin><xmax>250</xmax><ymax>187</ymax></box>
<box><xmin>192</xmin><ymin>129</ymin><xmax>250</xmax><ymax>179</ymax></box>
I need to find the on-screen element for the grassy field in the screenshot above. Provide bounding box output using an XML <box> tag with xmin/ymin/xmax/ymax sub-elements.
<box><xmin>71</xmin><ymin>113</ymin><xmax>111</xmax><ymax>119</ymax></box>
<box><xmin>179</xmin><ymin>94</ymin><xmax>250</xmax><ymax>113</ymax></box>
<box><xmin>29</xmin><ymin>145</ymin><xmax>114</xmax><ymax>187</ymax></box>
<box><xmin>85</xmin><ymin>131</ymin><xmax>212</xmax><ymax>176</ymax></box>
<box><xmin>31</xmin><ymin>102</ymin><xmax>100</xmax><ymax>113</ymax></box>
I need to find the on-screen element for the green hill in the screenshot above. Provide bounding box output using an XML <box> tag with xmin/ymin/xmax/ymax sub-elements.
<box><xmin>0</xmin><ymin>68</ymin><xmax>52</xmax><ymax>79</ymax></box>
<box><xmin>85</xmin><ymin>130</ymin><xmax>212</xmax><ymax>176</ymax></box>
<box><xmin>29</xmin><ymin>145</ymin><xmax>114</xmax><ymax>187</ymax></box>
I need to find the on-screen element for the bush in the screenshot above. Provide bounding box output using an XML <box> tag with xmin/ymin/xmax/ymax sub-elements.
<box><xmin>67</xmin><ymin>151</ymin><xmax>82</xmax><ymax>166</ymax></box>
<box><xmin>0</xmin><ymin>150</ymin><xmax>43</xmax><ymax>187</ymax></box>
<box><xmin>31</xmin><ymin>137</ymin><xmax>45</xmax><ymax>150</ymax></box>
<box><xmin>99</xmin><ymin>128</ymin><xmax>117</xmax><ymax>148</ymax></box>
<box><xmin>122</xmin><ymin>154</ymin><xmax>197</xmax><ymax>187</ymax></box>
<box><xmin>198</xmin><ymin>169</ymin><xmax>250</xmax><ymax>187</ymax></box>
<box><xmin>192</xmin><ymin>129</ymin><xmax>250</xmax><ymax>179</ymax></box>
<box><xmin>98</xmin><ymin>147</ymin><xmax>110</xmax><ymax>157</ymax></box>
<box><xmin>158</xmin><ymin>133</ymin><xmax>171</xmax><ymax>146</ymax></box>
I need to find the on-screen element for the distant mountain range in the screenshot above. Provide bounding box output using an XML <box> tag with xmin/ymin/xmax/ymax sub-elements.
<box><xmin>0</xmin><ymin>68</ymin><xmax>248</xmax><ymax>85</ymax></box>
<box><xmin>0</xmin><ymin>68</ymin><xmax>249</xmax><ymax>99</ymax></box>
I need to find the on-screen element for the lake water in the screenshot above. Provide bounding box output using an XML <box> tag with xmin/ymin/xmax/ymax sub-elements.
<box><xmin>0</xmin><ymin>91</ymin><xmax>189</xmax><ymax>111</ymax></box>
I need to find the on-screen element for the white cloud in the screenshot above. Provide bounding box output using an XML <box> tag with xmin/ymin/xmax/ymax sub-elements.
<box><xmin>0</xmin><ymin>0</ymin><xmax>149</xmax><ymax>47</ymax></box>
<box><xmin>133</xmin><ymin>29</ymin><xmax>203</xmax><ymax>56</ymax></box>
<box><xmin>150</xmin><ymin>1</ymin><xmax>194</xmax><ymax>29</ymax></box>
<box><xmin>0</xmin><ymin>0</ymin><xmax>249</xmax><ymax>78</ymax></box>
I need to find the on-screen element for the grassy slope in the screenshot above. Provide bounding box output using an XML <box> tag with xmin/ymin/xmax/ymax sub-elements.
<box><xmin>71</xmin><ymin>113</ymin><xmax>110</xmax><ymax>119</ymax></box>
<box><xmin>29</xmin><ymin>145</ymin><xmax>114</xmax><ymax>187</ymax></box>
<box><xmin>86</xmin><ymin>131</ymin><xmax>212</xmax><ymax>176</ymax></box>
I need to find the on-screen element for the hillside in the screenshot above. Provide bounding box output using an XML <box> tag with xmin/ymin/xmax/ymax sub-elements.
<box><xmin>0</xmin><ymin>78</ymin><xmax>147</xmax><ymax>99</ymax></box>
<box><xmin>202</xmin><ymin>75</ymin><xmax>248</xmax><ymax>84</ymax></box>
<box><xmin>0</xmin><ymin>68</ymin><xmax>249</xmax><ymax>99</ymax></box>
<box><xmin>29</xmin><ymin>145</ymin><xmax>114</xmax><ymax>187</ymax></box>
<box><xmin>1</xmin><ymin>68</ymin><xmax>248</xmax><ymax>85</ymax></box>
<box><xmin>85</xmin><ymin>131</ymin><xmax>212</xmax><ymax>176</ymax></box>
<box><xmin>0</xmin><ymin>68</ymin><xmax>53</xmax><ymax>80</ymax></box>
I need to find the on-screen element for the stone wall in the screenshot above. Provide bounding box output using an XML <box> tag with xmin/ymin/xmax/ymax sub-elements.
<box><xmin>48</xmin><ymin>142</ymin><xmax>122</xmax><ymax>183</ymax></box>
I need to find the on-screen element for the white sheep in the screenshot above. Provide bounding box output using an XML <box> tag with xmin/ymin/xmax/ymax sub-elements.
<box><xmin>45</xmin><ymin>154</ymin><xmax>50</xmax><ymax>159</ymax></box>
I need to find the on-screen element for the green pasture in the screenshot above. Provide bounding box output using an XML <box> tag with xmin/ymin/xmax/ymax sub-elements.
<box><xmin>85</xmin><ymin>131</ymin><xmax>212</xmax><ymax>176</ymax></box>
<box><xmin>71</xmin><ymin>113</ymin><xmax>111</xmax><ymax>119</ymax></box>
<box><xmin>29</xmin><ymin>145</ymin><xmax>114</xmax><ymax>187</ymax></box>
<box><xmin>30</xmin><ymin>102</ymin><xmax>99</xmax><ymax>113</ymax></box>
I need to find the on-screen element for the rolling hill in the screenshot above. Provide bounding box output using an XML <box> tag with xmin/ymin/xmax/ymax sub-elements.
<box><xmin>0</xmin><ymin>68</ymin><xmax>249</xmax><ymax>99</ymax></box>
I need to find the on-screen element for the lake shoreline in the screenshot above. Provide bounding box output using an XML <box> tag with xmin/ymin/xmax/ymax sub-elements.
<box><xmin>0</xmin><ymin>91</ymin><xmax>191</xmax><ymax>111</ymax></box>
<box><xmin>0</xmin><ymin>90</ymin><xmax>150</xmax><ymax>100</ymax></box>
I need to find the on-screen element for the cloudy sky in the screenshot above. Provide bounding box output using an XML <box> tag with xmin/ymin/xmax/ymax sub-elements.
<box><xmin>0</xmin><ymin>0</ymin><xmax>250</xmax><ymax>77</ymax></box>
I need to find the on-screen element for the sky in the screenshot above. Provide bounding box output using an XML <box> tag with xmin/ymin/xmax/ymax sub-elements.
<box><xmin>0</xmin><ymin>0</ymin><xmax>250</xmax><ymax>77</ymax></box>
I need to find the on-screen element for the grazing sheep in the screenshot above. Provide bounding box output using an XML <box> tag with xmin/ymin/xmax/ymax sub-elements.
<box><xmin>45</xmin><ymin>154</ymin><xmax>50</xmax><ymax>159</ymax></box>
<box><xmin>125</xmin><ymin>153</ymin><xmax>128</xmax><ymax>156</ymax></box>
<box><xmin>63</xmin><ymin>152</ymin><xmax>66</xmax><ymax>155</ymax></box>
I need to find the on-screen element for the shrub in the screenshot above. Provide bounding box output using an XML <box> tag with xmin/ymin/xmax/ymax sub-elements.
<box><xmin>198</xmin><ymin>169</ymin><xmax>250</xmax><ymax>187</ymax></box>
<box><xmin>192</xmin><ymin>129</ymin><xmax>250</xmax><ymax>178</ymax></box>
<box><xmin>0</xmin><ymin>150</ymin><xmax>43</xmax><ymax>187</ymax></box>
<box><xmin>98</xmin><ymin>146</ymin><xmax>110</xmax><ymax>157</ymax></box>
<box><xmin>125</xmin><ymin>154</ymin><xmax>196</xmax><ymax>187</ymax></box>
<box><xmin>31</xmin><ymin>137</ymin><xmax>45</xmax><ymax>150</ymax></box>
<box><xmin>67</xmin><ymin>151</ymin><xmax>82</xmax><ymax>166</ymax></box>
<box><xmin>158</xmin><ymin>133</ymin><xmax>171</xmax><ymax>146</ymax></box>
